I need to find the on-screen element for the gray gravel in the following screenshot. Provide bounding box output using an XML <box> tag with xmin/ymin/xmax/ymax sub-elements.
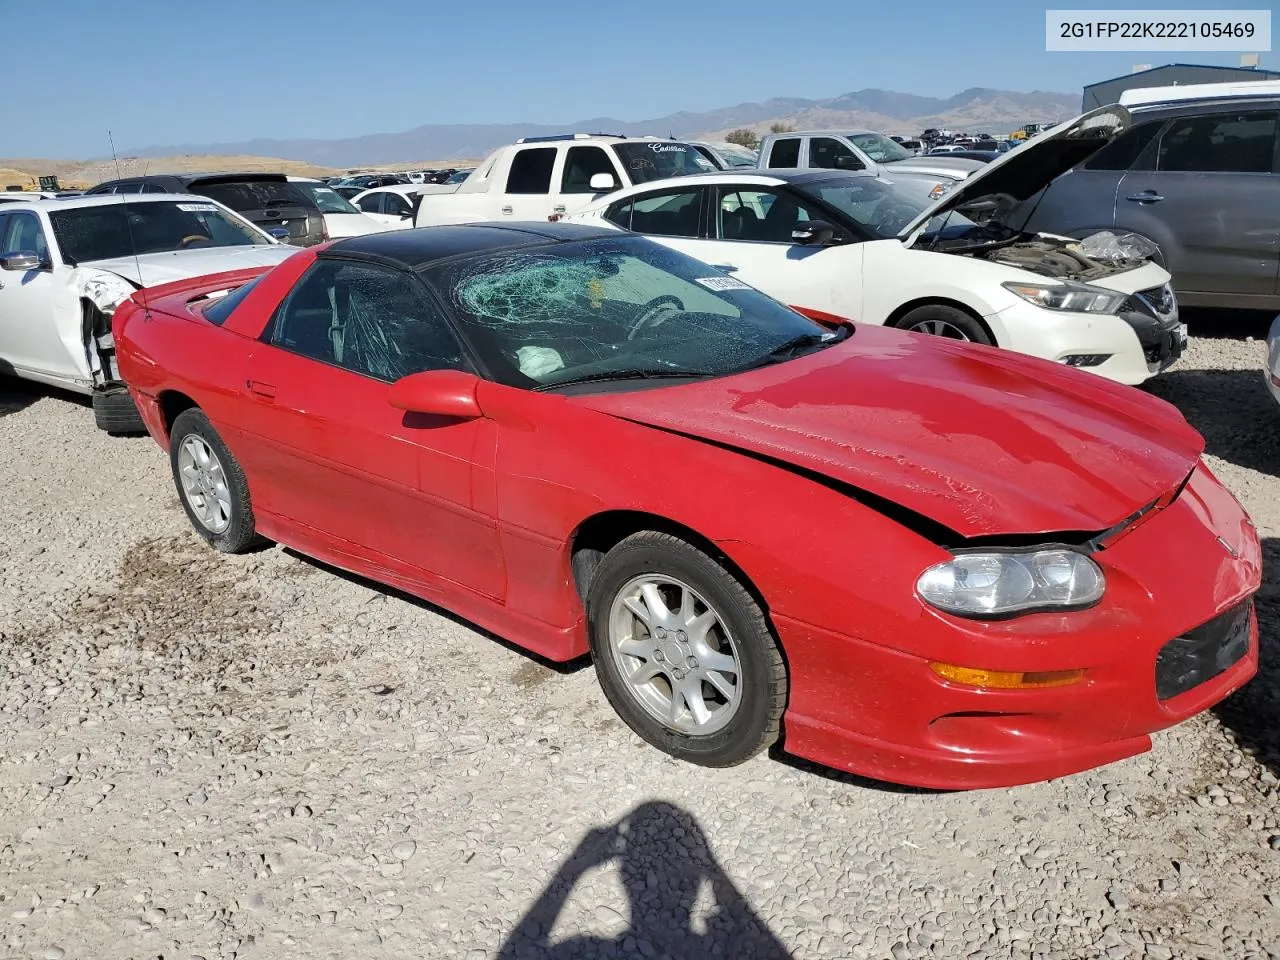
<box><xmin>2</xmin><ymin>316</ymin><xmax>1279</xmax><ymax>960</ymax></box>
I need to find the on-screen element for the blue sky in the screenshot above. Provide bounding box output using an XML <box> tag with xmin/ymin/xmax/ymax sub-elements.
<box><xmin>13</xmin><ymin>0</ymin><xmax>1271</xmax><ymax>157</ymax></box>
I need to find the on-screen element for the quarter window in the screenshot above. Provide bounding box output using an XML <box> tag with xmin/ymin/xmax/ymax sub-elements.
<box><xmin>506</xmin><ymin>147</ymin><xmax>557</xmax><ymax>194</ymax></box>
<box><xmin>1156</xmin><ymin>112</ymin><xmax>1278</xmax><ymax>173</ymax></box>
<box><xmin>767</xmin><ymin>138</ymin><xmax>801</xmax><ymax>168</ymax></box>
<box><xmin>268</xmin><ymin>261</ymin><xmax>464</xmax><ymax>382</ymax></box>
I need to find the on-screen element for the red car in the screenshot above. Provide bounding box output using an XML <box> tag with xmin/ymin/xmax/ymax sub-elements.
<box><xmin>113</xmin><ymin>224</ymin><xmax>1261</xmax><ymax>789</ymax></box>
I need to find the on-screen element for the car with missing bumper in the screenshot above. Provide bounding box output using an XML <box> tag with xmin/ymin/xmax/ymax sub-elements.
<box><xmin>568</xmin><ymin>106</ymin><xmax>1187</xmax><ymax>386</ymax></box>
<box><xmin>113</xmin><ymin>223</ymin><xmax>1259</xmax><ymax>789</ymax></box>
<box><xmin>0</xmin><ymin>194</ymin><xmax>297</xmax><ymax>431</ymax></box>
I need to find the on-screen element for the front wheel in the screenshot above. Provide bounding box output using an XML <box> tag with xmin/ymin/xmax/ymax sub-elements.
<box><xmin>168</xmin><ymin>408</ymin><xmax>261</xmax><ymax>553</ymax></box>
<box><xmin>587</xmin><ymin>532</ymin><xmax>786</xmax><ymax>767</ymax></box>
<box><xmin>893</xmin><ymin>304</ymin><xmax>993</xmax><ymax>345</ymax></box>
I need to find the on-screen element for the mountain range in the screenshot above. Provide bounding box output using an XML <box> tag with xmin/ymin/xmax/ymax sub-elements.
<box><xmin>121</xmin><ymin>87</ymin><xmax>1081</xmax><ymax>167</ymax></box>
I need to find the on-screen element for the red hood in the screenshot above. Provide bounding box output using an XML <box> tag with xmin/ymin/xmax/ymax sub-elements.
<box><xmin>576</xmin><ymin>327</ymin><xmax>1203</xmax><ymax>538</ymax></box>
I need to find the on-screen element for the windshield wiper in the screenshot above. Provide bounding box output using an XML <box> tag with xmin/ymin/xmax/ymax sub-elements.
<box><xmin>534</xmin><ymin>368</ymin><xmax>715</xmax><ymax>392</ymax></box>
<box><xmin>746</xmin><ymin>327</ymin><xmax>851</xmax><ymax>369</ymax></box>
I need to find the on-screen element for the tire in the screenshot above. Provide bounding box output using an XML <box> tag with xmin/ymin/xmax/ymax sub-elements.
<box><xmin>586</xmin><ymin>532</ymin><xmax>786</xmax><ymax>767</ymax></box>
<box><xmin>168</xmin><ymin>408</ymin><xmax>260</xmax><ymax>554</ymax></box>
<box><xmin>92</xmin><ymin>387</ymin><xmax>146</xmax><ymax>435</ymax></box>
<box><xmin>893</xmin><ymin>304</ymin><xmax>993</xmax><ymax>346</ymax></box>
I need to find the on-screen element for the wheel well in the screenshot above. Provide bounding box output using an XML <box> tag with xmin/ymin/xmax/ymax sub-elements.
<box><xmin>568</xmin><ymin>510</ymin><xmax>766</xmax><ymax>611</ymax></box>
<box><xmin>157</xmin><ymin>390</ymin><xmax>198</xmax><ymax>437</ymax></box>
<box><xmin>886</xmin><ymin>297</ymin><xmax>996</xmax><ymax>345</ymax></box>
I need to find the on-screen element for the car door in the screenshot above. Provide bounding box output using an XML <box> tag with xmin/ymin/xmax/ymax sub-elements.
<box><xmin>1115</xmin><ymin>109</ymin><xmax>1280</xmax><ymax>303</ymax></box>
<box><xmin>237</xmin><ymin>258</ymin><xmax>506</xmax><ymax>599</ymax></box>
<box><xmin>551</xmin><ymin>145</ymin><xmax>624</xmax><ymax>220</ymax></box>
<box><xmin>0</xmin><ymin>210</ymin><xmax>76</xmax><ymax>382</ymax></box>
<box><xmin>700</xmin><ymin>186</ymin><xmax>863</xmax><ymax>320</ymax></box>
<box><xmin>500</xmin><ymin>146</ymin><xmax>559</xmax><ymax>220</ymax></box>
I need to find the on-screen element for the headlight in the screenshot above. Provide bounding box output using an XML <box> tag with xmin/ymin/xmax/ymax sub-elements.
<box><xmin>1002</xmin><ymin>280</ymin><xmax>1125</xmax><ymax>314</ymax></box>
<box><xmin>916</xmin><ymin>549</ymin><xmax>1105</xmax><ymax>618</ymax></box>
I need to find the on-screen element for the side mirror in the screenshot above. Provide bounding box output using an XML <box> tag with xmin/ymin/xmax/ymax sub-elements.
<box><xmin>0</xmin><ymin>251</ymin><xmax>43</xmax><ymax>271</ymax></box>
<box><xmin>388</xmin><ymin>369</ymin><xmax>483</xmax><ymax>419</ymax></box>
<box><xmin>400</xmin><ymin>210</ymin><xmax>414</xmax><ymax>220</ymax></box>
<box><xmin>834</xmin><ymin>155</ymin><xmax>864</xmax><ymax>171</ymax></box>
<box><xmin>791</xmin><ymin>220</ymin><xmax>837</xmax><ymax>245</ymax></box>
<box><xmin>589</xmin><ymin>173</ymin><xmax>617</xmax><ymax>192</ymax></box>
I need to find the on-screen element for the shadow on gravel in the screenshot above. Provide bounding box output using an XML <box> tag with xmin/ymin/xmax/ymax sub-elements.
<box><xmin>497</xmin><ymin>801</ymin><xmax>790</xmax><ymax>960</ymax></box>
<box><xmin>0</xmin><ymin>369</ymin><xmax>42</xmax><ymax>419</ymax></box>
<box><xmin>280</xmin><ymin>548</ymin><xmax>590</xmax><ymax>676</ymax></box>
<box><xmin>1212</xmin><ymin>537</ymin><xmax>1280</xmax><ymax>779</ymax></box>
<box><xmin>1146</xmin><ymin>369</ymin><xmax>1280</xmax><ymax>477</ymax></box>
<box><xmin>1180</xmin><ymin>306</ymin><xmax>1276</xmax><ymax>341</ymax></box>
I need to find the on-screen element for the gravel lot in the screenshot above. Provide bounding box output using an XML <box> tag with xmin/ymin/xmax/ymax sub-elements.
<box><xmin>2</xmin><ymin>314</ymin><xmax>1278</xmax><ymax>960</ymax></box>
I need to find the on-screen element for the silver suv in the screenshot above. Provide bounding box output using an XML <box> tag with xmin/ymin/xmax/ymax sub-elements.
<box><xmin>1019</xmin><ymin>95</ymin><xmax>1280</xmax><ymax>310</ymax></box>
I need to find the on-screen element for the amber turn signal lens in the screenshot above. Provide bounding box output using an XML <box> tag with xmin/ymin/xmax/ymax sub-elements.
<box><xmin>929</xmin><ymin>663</ymin><xmax>1085</xmax><ymax>689</ymax></box>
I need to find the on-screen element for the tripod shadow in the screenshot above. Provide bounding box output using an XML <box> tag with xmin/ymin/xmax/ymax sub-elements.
<box><xmin>497</xmin><ymin>800</ymin><xmax>792</xmax><ymax>959</ymax></box>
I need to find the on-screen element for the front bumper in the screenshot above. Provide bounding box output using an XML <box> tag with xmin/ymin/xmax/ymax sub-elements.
<box><xmin>989</xmin><ymin>283</ymin><xmax>1184</xmax><ymax>387</ymax></box>
<box><xmin>778</xmin><ymin>462</ymin><xmax>1261</xmax><ymax>790</ymax></box>
<box><xmin>1265</xmin><ymin>313</ymin><xmax>1280</xmax><ymax>410</ymax></box>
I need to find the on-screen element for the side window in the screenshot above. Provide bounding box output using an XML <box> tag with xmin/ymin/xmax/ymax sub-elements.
<box><xmin>692</xmin><ymin>145</ymin><xmax>718</xmax><ymax>167</ymax></box>
<box><xmin>717</xmin><ymin>188</ymin><xmax>818</xmax><ymax>244</ymax></box>
<box><xmin>767</xmin><ymin>138</ymin><xmax>801</xmax><ymax>168</ymax></box>
<box><xmin>115</xmin><ymin>182</ymin><xmax>145</xmax><ymax>194</ymax></box>
<box><xmin>356</xmin><ymin>192</ymin><xmax>384</xmax><ymax>214</ymax></box>
<box><xmin>506</xmin><ymin>147</ymin><xmax>557</xmax><ymax>194</ymax></box>
<box><xmin>627</xmin><ymin>189</ymin><xmax>702</xmax><ymax>238</ymax></box>
<box><xmin>560</xmin><ymin>146</ymin><xmax>617</xmax><ymax>193</ymax></box>
<box><xmin>144</xmin><ymin>183</ymin><xmax>170</xmax><ymax>194</ymax></box>
<box><xmin>603</xmin><ymin>199</ymin><xmax>633</xmax><ymax>230</ymax></box>
<box><xmin>1157</xmin><ymin>112</ymin><xmax>1278</xmax><ymax>173</ymax></box>
<box><xmin>1084</xmin><ymin>121</ymin><xmax>1164</xmax><ymax>171</ymax></box>
<box><xmin>2</xmin><ymin>212</ymin><xmax>49</xmax><ymax>259</ymax></box>
<box><xmin>384</xmin><ymin>192</ymin><xmax>412</xmax><ymax>216</ymax></box>
<box><xmin>269</xmin><ymin>261</ymin><xmax>464</xmax><ymax>382</ymax></box>
<box><xmin>809</xmin><ymin>137</ymin><xmax>862</xmax><ymax>170</ymax></box>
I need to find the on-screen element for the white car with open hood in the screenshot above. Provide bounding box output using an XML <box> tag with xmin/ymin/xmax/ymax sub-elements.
<box><xmin>567</xmin><ymin>106</ymin><xmax>1185</xmax><ymax>386</ymax></box>
<box><xmin>0</xmin><ymin>194</ymin><xmax>297</xmax><ymax>431</ymax></box>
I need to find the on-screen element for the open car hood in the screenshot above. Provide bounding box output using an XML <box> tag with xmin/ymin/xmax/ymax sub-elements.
<box><xmin>896</xmin><ymin>106</ymin><xmax>1131</xmax><ymax>245</ymax></box>
<box><xmin>576</xmin><ymin>325</ymin><xmax>1202</xmax><ymax>540</ymax></box>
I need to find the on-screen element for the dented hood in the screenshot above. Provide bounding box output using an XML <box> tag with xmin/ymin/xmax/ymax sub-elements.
<box><xmin>84</xmin><ymin>245</ymin><xmax>297</xmax><ymax>289</ymax></box>
<box><xmin>576</xmin><ymin>327</ymin><xmax>1203</xmax><ymax>539</ymax></box>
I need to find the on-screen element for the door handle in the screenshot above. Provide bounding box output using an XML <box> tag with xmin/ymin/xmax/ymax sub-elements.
<box><xmin>500</xmin><ymin>205</ymin><xmax>514</xmax><ymax>215</ymax></box>
<box><xmin>1126</xmin><ymin>192</ymin><xmax>1165</xmax><ymax>203</ymax></box>
<box><xmin>552</xmin><ymin>204</ymin><xmax>566</xmax><ymax>214</ymax></box>
<box><xmin>711</xmin><ymin>264</ymin><xmax>739</xmax><ymax>273</ymax></box>
<box><xmin>246</xmin><ymin>379</ymin><xmax>277</xmax><ymax>399</ymax></box>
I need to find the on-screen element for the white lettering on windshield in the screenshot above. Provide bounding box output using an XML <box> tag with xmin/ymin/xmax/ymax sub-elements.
<box><xmin>648</xmin><ymin>144</ymin><xmax>688</xmax><ymax>154</ymax></box>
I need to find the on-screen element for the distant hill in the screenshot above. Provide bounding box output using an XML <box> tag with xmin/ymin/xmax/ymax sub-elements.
<box><xmin>115</xmin><ymin>86</ymin><xmax>1079</xmax><ymax>167</ymax></box>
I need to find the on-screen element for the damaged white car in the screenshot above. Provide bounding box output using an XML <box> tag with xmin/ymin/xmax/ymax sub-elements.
<box><xmin>568</xmin><ymin>106</ymin><xmax>1186</xmax><ymax>386</ymax></box>
<box><xmin>0</xmin><ymin>194</ymin><xmax>297</xmax><ymax>431</ymax></box>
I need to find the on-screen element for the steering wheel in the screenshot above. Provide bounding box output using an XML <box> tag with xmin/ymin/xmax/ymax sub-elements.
<box><xmin>627</xmin><ymin>295</ymin><xmax>685</xmax><ymax>340</ymax></box>
<box><xmin>179</xmin><ymin>234</ymin><xmax>208</xmax><ymax>248</ymax></box>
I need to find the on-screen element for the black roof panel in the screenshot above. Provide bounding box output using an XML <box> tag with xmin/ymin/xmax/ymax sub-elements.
<box><xmin>320</xmin><ymin>222</ymin><xmax>620</xmax><ymax>269</ymax></box>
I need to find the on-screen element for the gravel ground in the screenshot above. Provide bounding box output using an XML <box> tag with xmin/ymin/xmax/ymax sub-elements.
<box><xmin>1</xmin><ymin>316</ymin><xmax>1278</xmax><ymax>960</ymax></box>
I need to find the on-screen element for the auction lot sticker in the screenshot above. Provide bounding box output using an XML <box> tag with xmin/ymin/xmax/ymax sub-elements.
<box><xmin>1046</xmin><ymin>10</ymin><xmax>1271</xmax><ymax>50</ymax></box>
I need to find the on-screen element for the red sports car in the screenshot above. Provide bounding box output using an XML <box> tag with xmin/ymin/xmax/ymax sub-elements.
<box><xmin>113</xmin><ymin>223</ymin><xmax>1261</xmax><ymax>789</ymax></box>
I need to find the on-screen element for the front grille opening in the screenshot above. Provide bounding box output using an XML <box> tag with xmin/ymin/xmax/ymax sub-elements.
<box><xmin>1155</xmin><ymin>601</ymin><xmax>1252</xmax><ymax>701</ymax></box>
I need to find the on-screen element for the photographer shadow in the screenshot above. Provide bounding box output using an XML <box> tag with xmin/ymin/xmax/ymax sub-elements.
<box><xmin>497</xmin><ymin>800</ymin><xmax>792</xmax><ymax>959</ymax></box>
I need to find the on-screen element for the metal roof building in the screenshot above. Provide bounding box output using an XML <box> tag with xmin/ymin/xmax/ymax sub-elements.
<box><xmin>1082</xmin><ymin>63</ymin><xmax>1280</xmax><ymax>111</ymax></box>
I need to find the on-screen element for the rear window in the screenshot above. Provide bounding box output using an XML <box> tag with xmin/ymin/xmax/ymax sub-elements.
<box><xmin>194</xmin><ymin>181</ymin><xmax>317</xmax><ymax>212</ymax></box>
<box><xmin>203</xmin><ymin>276</ymin><xmax>265</xmax><ymax>326</ymax></box>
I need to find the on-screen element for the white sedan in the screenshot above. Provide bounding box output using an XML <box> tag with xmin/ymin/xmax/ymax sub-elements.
<box><xmin>350</xmin><ymin>185</ymin><xmax>426</xmax><ymax>230</ymax></box>
<box><xmin>286</xmin><ymin>177</ymin><xmax>392</xmax><ymax>238</ymax></box>
<box><xmin>568</xmin><ymin>106</ymin><xmax>1185</xmax><ymax>386</ymax></box>
<box><xmin>0</xmin><ymin>194</ymin><xmax>297</xmax><ymax>431</ymax></box>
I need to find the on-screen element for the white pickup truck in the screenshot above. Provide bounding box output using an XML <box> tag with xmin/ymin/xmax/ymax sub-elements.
<box><xmin>413</xmin><ymin>134</ymin><xmax>715</xmax><ymax>227</ymax></box>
